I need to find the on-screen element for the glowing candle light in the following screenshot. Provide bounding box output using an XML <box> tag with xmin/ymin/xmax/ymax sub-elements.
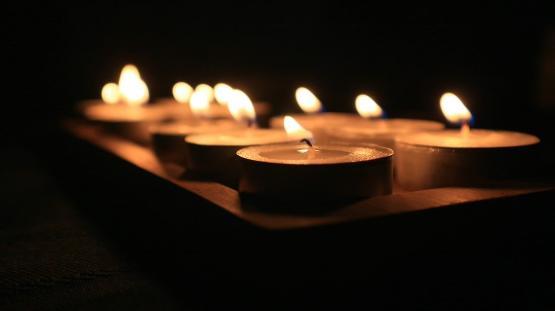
<box><xmin>322</xmin><ymin>94</ymin><xmax>443</xmax><ymax>149</ymax></box>
<box><xmin>295</xmin><ymin>87</ymin><xmax>322</xmax><ymax>114</ymax></box>
<box><xmin>355</xmin><ymin>94</ymin><xmax>383</xmax><ymax>119</ymax></box>
<box><xmin>189</xmin><ymin>88</ymin><xmax>212</xmax><ymax>119</ymax></box>
<box><xmin>194</xmin><ymin>84</ymin><xmax>214</xmax><ymax>103</ymax></box>
<box><xmin>101</xmin><ymin>83</ymin><xmax>120</xmax><ymax>105</ymax></box>
<box><xmin>270</xmin><ymin>87</ymin><xmax>361</xmax><ymax>142</ymax></box>
<box><xmin>184</xmin><ymin>101</ymin><xmax>297</xmax><ymax>186</ymax></box>
<box><xmin>395</xmin><ymin>92</ymin><xmax>540</xmax><ymax>190</ymax></box>
<box><xmin>172</xmin><ymin>82</ymin><xmax>193</xmax><ymax>104</ymax></box>
<box><xmin>283</xmin><ymin>115</ymin><xmax>313</xmax><ymax>140</ymax></box>
<box><xmin>118</xmin><ymin>64</ymin><xmax>149</xmax><ymax>106</ymax></box>
<box><xmin>214</xmin><ymin>83</ymin><xmax>234</xmax><ymax>106</ymax></box>
<box><xmin>440</xmin><ymin>92</ymin><xmax>472</xmax><ymax>135</ymax></box>
<box><xmin>81</xmin><ymin>64</ymin><xmax>172</xmax><ymax>143</ymax></box>
<box><xmin>227</xmin><ymin>89</ymin><xmax>256</xmax><ymax>126</ymax></box>
<box><xmin>237</xmin><ymin>115</ymin><xmax>394</xmax><ymax>201</ymax></box>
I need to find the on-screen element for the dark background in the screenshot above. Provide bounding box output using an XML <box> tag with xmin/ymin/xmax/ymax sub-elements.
<box><xmin>4</xmin><ymin>2</ymin><xmax>555</xmax><ymax>310</ymax></box>
<box><xmin>7</xmin><ymin>2</ymin><xmax>555</xmax><ymax>130</ymax></box>
<box><xmin>7</xmin><ymin>1</ymin><xmax>555</xmax><ymax>175</ymax></box>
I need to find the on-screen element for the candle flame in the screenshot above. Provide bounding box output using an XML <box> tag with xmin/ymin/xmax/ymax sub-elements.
<box><xmin>440</xmin><ymin>92</ymin><xmax>472</xmax><ymax>125</ymax></box>
<box><xmin>189</xmin><ymin>89</ymin><xmax>211</xmax><ymax>118</ymax></box>
<box><xmin>355</xmin><ymin>94</ymin><xmax>383</xmax><ymax>118</ymax></box>
<box><xmin>228</xmin><ymin>90</ymin><xmax>256</xmax><ymax>125</ymax></box>
<box><xmin>194</xmin><ymin>84</ymin><xmax>214</xmax><ymax>103</ymax></box>
<box><xmin>172</xmin><ymin>82</ymin><xmax>193</xmax><ymax>104</ymax></box>
<box><xmin>214</xmin><ymin>83</ymin><xmax>233</xmax><ymax>106</ymax></box>
<box><xmin>117</xmin><ymin>64</ymin><xmax>149</xmax><ymax>106</ymax></box>
<box><xmin>101</xmin><ymin>82</ymin><xmax>120</xmax><ymax>105</ymax></box>
<box><xmin>295</xmin><ymin>87</ymin><xmax>322</xmax><ymax>113</ymax></box>
<box><xmin>119</xmin><ymin>64</ymin><xmax>140</xmax><ymax>80</ymax></box>
<box><xmin>283</xmin><ymin>115</ymin><xmax>313</xmax><ymax>139</ymax></box>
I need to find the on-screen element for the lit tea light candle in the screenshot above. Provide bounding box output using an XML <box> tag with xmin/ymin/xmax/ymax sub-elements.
<box><xmin>156</xmin><ymin>83</ymin><xmax>215</xmax><ymax>118</ymax></box>
<box><xmin>395</xmin><ymin>92</ymin><xmax>540</xmax><ymax>190</ymax></box>
<box><xmin>270</xmin><ymin>87</ymin><xmax>361</xmax><ymax>141</ymax></box>
<box><xmin>81</xmin><ymin>64</ymin><xmax>171</xmax><ymax>143</ymax></box>
<box><xmin>237</xmin><ymin>116</ymin><xmax>393</xmax><ymax>201</ymax></box>
<box><xmin>150</xmin><ymin>81</ymin><xmax>196</xmax><ymax>120</ymax></box>
<box><xmin>184</xmin><ymin>92</ymin><xmax>297</xmax><ymax>185</ymax></box>
<box><xmin>150</xmin><ymin>89</ymin><xmax>245</xmax><ymax>166</ymax></box>
<box><xmin>150</xmin><ymin>120</ymin><xmax>243</xmax><ymax>167</ymax></box>
<box><xmin>321</xmin><ymin>94</ymin><xmax>444</xmax><ymax>149</ymax></box>
<box><xmin>84</xmin><ymin>64</ymin><xmax>152</xmax><ymax>118</ymax></box>
<box><xmin>189</xmin><ymin>83</ymin><xmax>231</xmax><ymax>118</ymax></box>
<box><xmin>158</xmin><ymin>82</ymin><xmax>272</xmax><ymax>123</ymax></box>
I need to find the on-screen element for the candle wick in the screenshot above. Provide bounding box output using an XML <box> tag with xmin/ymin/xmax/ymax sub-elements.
<box><xmin>300</xmin><ymin>138</ymin><xmax>313</xmax><ymax>147</ymax></box>
<box><xmin>461</xmin><ymin>122</ymin><xmax>470</xmax><ymax>136</ymax></box>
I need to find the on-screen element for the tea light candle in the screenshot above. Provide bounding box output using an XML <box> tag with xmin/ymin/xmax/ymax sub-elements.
<box><xmin>395</xmin><ymin>93</ymin><xmax>540</xmax><ymax>190</ymax></box>
<box><xmin>270</xmin><ymin>113</ymin><xmax>362</xmax><ymax>140</ymax></box>
<box><xmin>150</xmin><ymin>119</ymin><xmax>244</xmax><ymax>166</ymax></box>
<box><xmin>149</xmin><ymin>81</ymin><xmax>195</xmax><ymax>120</ymax></box>
<box><xmin>322</xmin><ymin>94</ymin><xmax>443</xmax><ymax>148</ymax></box>
<box><xmin>323</xmin><ymin>119</ymin><xmax>444</xmax><ymax>149</ymax></box>
<box><xmin>237</xmin><ymin>142</ymin><xmax>393</xmax><ymax>200</ymax></box>
<box><xmin>151</xmin><ymin>87</ymin><xmax>261</xmax><ymax>166</ymax></box>
<box><xmin>185</xmin><ymin>129</ymin><xmax>298</xmax><ymax>185</ymax></box>
<box><xmin>81</xmin><ymin>64</ymin><xmax>170</xmax><ymax>144</ymax></box>
<box><xmin>156</xmin><ymin>82</ymin><xmax>272</xmax><ymax>124</ymax></box>
<box><xmin>270</xmin><ymin>87</ymin><xmax>361</xmax><ymax>141</ymax></box>
<box><xmin>184</xmin><ymin>91</ymin><xmax>297</xmax><ymax>185</ymax></box>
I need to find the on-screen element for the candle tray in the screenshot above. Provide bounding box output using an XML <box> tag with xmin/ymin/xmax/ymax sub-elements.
<box><xmin>62</xmin><ymin>119</ymin><xmax>554</xmax><ymax>231</ymax></box>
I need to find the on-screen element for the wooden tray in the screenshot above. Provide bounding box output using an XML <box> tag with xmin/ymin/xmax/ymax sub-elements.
<box><xmin>63</xmin><ymin>119</ymin><xmax>554</xmax><ymax>231</ymax></box>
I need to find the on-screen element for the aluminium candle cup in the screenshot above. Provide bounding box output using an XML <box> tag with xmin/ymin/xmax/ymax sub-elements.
<box><xmin>395</xmin><ymin>130</ymin><xmax>540</xmax><ymax>190</ymax></box>
<box><xmin>237</xmin><ymin>143</ymin><xmax>394</xmax><ymax>203</ymax></box>
<box><xmin>149</xmin><ymin>120</ymin><xmax>244</xmax><ymax>166</ymax></box>
<box><xmin>321</xmin><ymin>118</ymin><xmax>444</xmax><ymax>150</ymax></box>
<box><xmin>270</xmin><ymin>113</ymin><xmax>362</xmax><ymax>142</ymax></box>
<box><xmin>184</xmin><ymin>129</ymin><xmax>299</xmax><ymax>187</ymax></box>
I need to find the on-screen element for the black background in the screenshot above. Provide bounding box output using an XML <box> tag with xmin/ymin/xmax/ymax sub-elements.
<box><xmin>7</xmin><ymin>1</ymin><xmax>554</xmax><ymax>177</ymax></box>
<box><xmin>7</xmin><ymin>2</ymin><xmax>555</xmax><ymax>131</ymax></box>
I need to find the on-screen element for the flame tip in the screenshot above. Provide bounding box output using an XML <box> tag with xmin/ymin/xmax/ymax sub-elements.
<box><xmin>440</xmin><ymin>92</ymin><xmax>472</xmax><ymax>125</ymax></box>
<box><xmin>117</xmin><ymin>65</ymin><xmax>149</xmax><ymax>106</ymax></box>
<box><xmin>355</xmin><ymin>94</ymin><xmax>383</xmax><ymax>118</ymax></box>
<box><xmin>173</xmin><ymin>82</ymin><xmax>193</xmax><ymax>103</ymax></box>
<box><xmin>284</xmin><ymin>115</ymin><xmax>313</xmax><ymax>139</ymax></box>
<box><xmin>227</xmin><ymin>90</ymin><xmax>256</xmax><ymax>123</ymax></box>
<box><xmin>214</xmin><ymin>83</ymin><xmax>234</xmax><ymax>105</ymax></box>
<box><xmin>295</xmin><ymin>87</ymin><xmax>322</xmax><ymax>113</ymax></box>
<box><xmin>101</xmin><ymin>82</ymin><xmax>120</xmax><ymax>104</ymax></box>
